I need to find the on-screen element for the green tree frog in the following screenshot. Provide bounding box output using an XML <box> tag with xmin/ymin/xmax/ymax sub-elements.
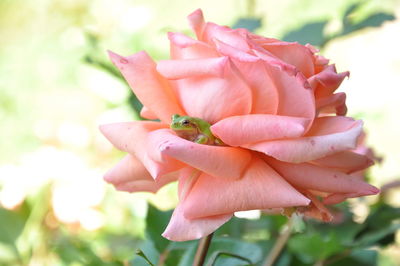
<box><xmin>170</xmin><ymin>114</ymin><xmax>223</xmax><ymax>145</ymax></box>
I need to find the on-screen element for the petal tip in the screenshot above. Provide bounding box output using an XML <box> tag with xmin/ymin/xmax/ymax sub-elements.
<box><xmin>188</xmin><ymin>8</ymin><xmax>203</xmax><ymax>20</ymax></box>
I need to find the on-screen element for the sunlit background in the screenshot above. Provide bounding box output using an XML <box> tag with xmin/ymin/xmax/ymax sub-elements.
<box><xmin>1</xmin><ymin>0</ymin><xmax>399</xmax><ymax>265</ymax></box>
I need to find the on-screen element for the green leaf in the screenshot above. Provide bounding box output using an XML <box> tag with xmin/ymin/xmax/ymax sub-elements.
<box><xmin>135</xmin><ymin>249</ymin><xmax>155</xmax><ymax>266</ymax></box>
<box><xmin>177</xmin><ymin>237</ymin><xmax>262</xmax><ymax>266</ymax></box>
<box><xmin>363</xmin><ymin>204</ymin><xmax>400</xmax><ymax>230</ymax></box>
<box><xmin>354</xmin><ymin>223</ymin><xmax>400</xmax><ymax>248</ymax></box>
<box><xmin>164</xmin><ymin>241</ymin><xmax>196</xmax><ymax>266</ymax></box>
<box><xmin>177</xmin><ymin>243</ymin><xmax>197</xmax><ymax>266</ymax></box>
<box><xmin>232</xmin><ymin>18</ymin><xmax>262</xmax><ymax>32</ymax></box>
<box><xmin>342</xmin><ymin>2</ymin><xmax>362</xmax><ymax>26</ymax></box>
<box><xmin>342</xmin><ymin>12</ymin><xmax>395</xmax><ymax>35</ymax></box>
<box><xmin>130</xmin><ymin>240</ymin><xmax>159</xmax><ymax>266</ymax></box>
<box><xmin>282</xmin><ymin>21</ymin><xmax>328</xmax><ymax>47</ymax></box>
<box><xmin>288</xmin><ymin>232</ymin><xmax>345</xmax><ymax>263</ymax></box>
<box><xmin>84</xmin><ymin>55</ymin><xmax>123</xmax><ymax>81</ymax></box>
<box><xmin>145</xmin><ymin>204</ymin><xmax>173</xmax><ymax>253</ymax></box>
<box><xmin>205</xmin><ymin>238</ymin><xmax>262</xmax><ymax>266</ymax></box>
<box><xmin>0</xmin><ymin>208</ymin><xmax>25</xmax><ymax>245</ymax></box>
<box><xmin>328</xmin><ymin>249</ymin><xmax>378</xmax><ymax>266</ymax></box>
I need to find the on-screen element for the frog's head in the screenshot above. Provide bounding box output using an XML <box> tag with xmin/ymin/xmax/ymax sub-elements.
<box><xmin>170</xmin><ymin>114</ymin><xmax>199</xmax><ymax>133</ymax></box>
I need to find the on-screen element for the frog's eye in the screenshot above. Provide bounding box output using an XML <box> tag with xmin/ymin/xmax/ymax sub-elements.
<box><xmin>181</xmin><ymin>120</ymin><xmax>190</xmax><ymax>126</ymax></box>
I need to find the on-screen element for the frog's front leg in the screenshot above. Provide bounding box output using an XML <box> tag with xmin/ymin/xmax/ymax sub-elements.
<box><xmin>195</xmin><ymin>135</ymin><xmax>209</xmax><ymax>144</ymax></box>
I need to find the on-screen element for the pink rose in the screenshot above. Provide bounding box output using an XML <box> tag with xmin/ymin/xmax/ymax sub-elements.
<box><xmin>100</xmin><ymin>9</ymin><xmax>379</xmax><ymax>241</ymax></box>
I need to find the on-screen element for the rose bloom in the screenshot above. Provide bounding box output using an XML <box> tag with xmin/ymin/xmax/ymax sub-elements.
<box><xmin>100</xmin><ymin>9</ymin><xmax>379</xmax><ymax>241</ymax></box>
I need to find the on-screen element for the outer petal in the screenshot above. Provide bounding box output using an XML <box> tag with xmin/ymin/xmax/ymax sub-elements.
<box><xmin>244</xmin><ymin>117</ymin><xmax>363</xmax><ymax>163</ymax></box>
<box><xmin>162</xmin><ymin>168</ymin><xmax>232</xmax><ymax>241</ymax></box>
<box><xmin>140</xmin><ymin>106</ymin><xmax>158</xmax><ymax>120</ymax></box>
<box><xmin>157</xmin><ymin>57</ymin><xmax>228</xmax><ymax>80</ymax></box>
<box><xmin>168</xmin><ymin>32</ymin><xmax>218</xmax><ymax>60</ymax></box>
<box><xmin>311</xmin><ymin>65</ymin><xmax>350</xmax><ymax>98</ymax></box>
<box><xmin>259</xmin><ymin>41</ymin><xmax>315</xmax><ymax>78</ymax></box>
<box><xmin>323</xmin><ymin>192</ymin><xmax>364</xmax><ymax>205</ymax></box>
<box><xmin>104</xmin><ymin>155</ymin><xmax>177</xmax><ymax>193</ymax></box>
<box><xmin>146</xmin><ymin>129</ymin><xmax>252</xmax><ymax>179</ymax></box>
<box><xmin>312</xmin><ymin>151</ymin><xmax>374</xmax><ymax>173</ymax></box>
<box><xmin>173</xmin><ymin>58</ymin><xmax>252</xmax><ymax>124</ymax></box>
<box><xmin>210</xmin><ymin>114</ymin><xmax>309</xmax><ymax>146</ymax></box>
<box><xmin>316</xmin><ymin>92</ymin><xmax>347</xmax><ymax>116</ymax></box>
<box><xmin>108</xmin><ymin>50</ymin><xmax>185</xmax><ymax>123</ymax></box>
<box><xmin>182</xmin><ymin>157</ymin><xmax>310</xmax><ymax>219</ymax></box>
<box><xmin>265</xmin><ymin>157</ymin><xmax>380</xmax><ymax>196</ymax></box>
<box><xmin>187</xmin><ymin>8</ymin><xmax>205</xmax><ymax>40</ymax></box>
<box><xmin>201</xmin><ymin>22</ymin><xmax>250</xmax><ymax>52</ymax></box>
<box><xmin>162</xmin><ymin>203</ymin><xmax>232</xmax><ymax>241</ymax></box>
<box><xmin>99</xmin><ymin>121</ymin><xmax>183</xmax><ymax>179</ymax></box>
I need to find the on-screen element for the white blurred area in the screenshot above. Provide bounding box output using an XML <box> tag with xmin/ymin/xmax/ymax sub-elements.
<box><xmin>0</xmin><ymin>146</ymin><xmax>106</xmax><ymax>231</ymax></box>
<box><xmin>324</xmin><ymin>7</ymin><xmax>400</xmax><ymax>187</ymax></box>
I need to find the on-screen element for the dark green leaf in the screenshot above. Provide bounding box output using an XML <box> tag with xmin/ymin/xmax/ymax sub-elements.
<box><xmin>342</xmin><ymin>13</ymin><xmax>395</xmax><ymax>35</ymax></box>
<box><xmin>130</xmin><ymin>240</ymin><xmax>159</xmax><ymax>266</ymax></box>
<box><xmin>342</xmin><ymin>2</ymin><xmax>362</xmax><ymax>26</ymax></box>
<box><xmin>177</xmin><ymin>243</ymin><xmax>197</xmax><ymax>266</ymax></box>
<box><xmin>288</xmin><ymin>232</ymin><xmax>345</xmax><ymax>263</ymax></box>
<box><xmin>282</xmin><ymin>21</ymin><xmax>328</xmax><ymax>47</ymax></box>
<box><xmin>354</xmin><ymin>223</ymin><xmax>400</xmax><ymax>248</ymax></box>
<box><xmin>84</xmin><ymin>55</ymin><xmax>123</xmax><ymax>81</ymax></box>
<box><xmin>363</xmin><ymin>204</ymin><xmax>400</xmax><ymax>230</ymax></box>
<box><xmin>0</xmin><ymin>207</ymin><xmax>26</xmax><ymax>245</ymax></box>
<box><xmin>207</xmin><ymin>251</ymin><xmax>254</xmax><ymax>266</ymax></box>
<box><xmin>135</xmin><ymin>249</ymin><xmax>155</xmax><ymax>266</ymax></box>
<box><xmin>127</xmin><ymin>93</ymin><xmax>144</xmax><ymax>116</ymax></box>
<box><xmin>145</xmin><ymin>205</ymin><xmax>173</xmax><ymax>253</ymax></box>
<box><xmin>328</xmin><ymin>249</ymin><xmax>377</xmax><ymax>266</ymax></box>
<box><xmin>205</xmin><ymin>238</ymin><xmax>262</xmax><ymax>266</ymax></box>
<box><xmin>233</xmin><ymin>18</ymin><xmax>262</xmax><ymax>32</ymax></box>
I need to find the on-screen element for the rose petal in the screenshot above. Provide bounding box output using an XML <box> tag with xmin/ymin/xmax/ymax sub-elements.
<box><xmin>168</xmin><ymin>32</ymin><xmax>218</xmax><ymax>60</ymax></box>
<box><xmin>312</xmin><ymin>151</ymin><xmax>374</xmax><ymax>173</ymax></box>
<box><xmin>162</xmin><ymin>203</ymin><xmax>232</xmax><ymax>241</ymax></box>
<box><xmin>140</xmin><ymin>106</ymin><xmax>158</xmax><ymax>120</ymax></box>
<box><xmin>265</xmin><ymin>157</ymin><xmax>380</xmax><ymax>196</ymax></box>
<box><xmin>173</xmin><ymin>58</ymin><xmax>252</xmax><ymax>123</ymax></box>
<box><xmin>215</xmin><ymin>38</ymin><xmax>259</xmax><ymax>62</ymax></box>
<box><xmin>146</xmin><ymin>129</ymin><xmax>252</xmax><ymax>179</ymax></box>
<box><xmin>252</xmin><ymin>49</ymin><xmax>315</xmax><ymax>123</ymax></box>
<box><xmin>323</xmin><ymin>193</ymin><xmax>361</xmax><ymax>205</ymax></box>
<box><xmin>210</xmin><ymin>114</ymin><xmax>309</xmax><ymax>146</ymax></box>
<box><xmin>162</xmin><ymin>169</ymin><xmax>232</xmax><ymax>241</ymax></box>
<box><xmin>104</xmin><ymin>155</ymin><xmax>177</xmax><ymax>193</ymax></box>
<box><xmin>214</xmin><ymin>40</ymin><xmax>279</xmax><ymax>114</ymax></box>
<box><xmin>260</xmin><ymin>41</ymin><xmax>315</xmax><ymax>78</ymax></box>
<box><xmin>99</xmin><ymin>122</ymin><xmax>183</xmax><ymax>179</ymax></box>
<box><xmin>187</xmin><ymin>8</ymin><xmax>205</xmax><ymax>40</ymax></box>
<box><xmin>108</xmin><ymin>50</ymin><xmax>185</xmax><ymax>123</ymax></box>
<box><xmin>182</xmin><ymin>157</ymin><xmax>310</xmax><ymax>219</ymax></box>
<box><xmin>157</xmin><ymin>57</ymin><xmax>228</xmax><ymax>80</ymax></box>
<box><xmin>244</xmin><ymin>117</ymin><xmax>363</xmax><ymax>163</ymax></box>
<box><xmin>202</xmin><ymin>22</ymin><xmax>250</xmax><ymax>52</ymax></box>
<box><xmin>316</xmin><ymin>92</ymin><xmax>347</xmax><ymax>116</ymax></box>
<box><xmin>311</xmin><ymin>65</ymin><xmax>350</xmax><ymax>98</ymax></box>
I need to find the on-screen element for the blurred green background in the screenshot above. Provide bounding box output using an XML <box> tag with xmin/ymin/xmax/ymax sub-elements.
<box><xmin>1</xmin><ymin>0</ymin><xmax>400</xmax><ymax>265</ymax></box>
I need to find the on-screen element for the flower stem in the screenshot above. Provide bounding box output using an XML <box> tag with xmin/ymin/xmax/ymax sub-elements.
<box><xmin>193</xmin><ymin>233</ymin><xmax>214</xmax><ymax>266</ymax></box>
<box><xmin>263</xmin><ymin>217</ymin><xmax>294</xmax><ymax>266</ymax></box>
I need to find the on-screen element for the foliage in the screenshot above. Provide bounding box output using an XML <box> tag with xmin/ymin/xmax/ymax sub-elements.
<box><xmin>128</xmin><ymin>201</ymin><xmax>400</xmax><ymax>266</ymax></box>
